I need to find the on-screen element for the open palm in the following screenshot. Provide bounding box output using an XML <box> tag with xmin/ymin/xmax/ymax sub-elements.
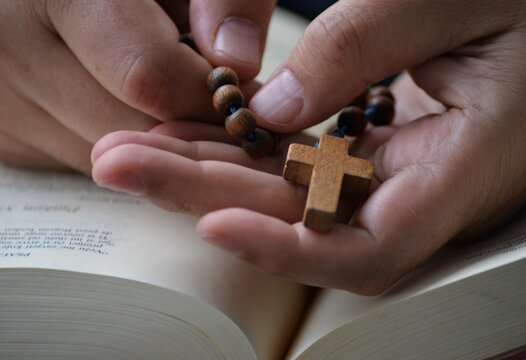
<box><xmin>92</xmin><ymin>56</ymin><xmax>526</xmax><ymax>294</ymax></box>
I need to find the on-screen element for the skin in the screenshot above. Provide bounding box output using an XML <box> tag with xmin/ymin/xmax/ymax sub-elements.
<box><xmin>0</xmin><ymin>0</ymin><xmax>274</xmax><ymax>172</ymax></box>
<box><xmin>4</xmin><ymin>0</ymin><xmax>526</xmax><ymax>294</ymax></box>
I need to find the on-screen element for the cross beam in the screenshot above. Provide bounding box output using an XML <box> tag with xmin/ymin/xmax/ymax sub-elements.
<box><xmin>283</xmin><ymin>134</ymin><xmax>373</xmax><ymax>233</ymax></box>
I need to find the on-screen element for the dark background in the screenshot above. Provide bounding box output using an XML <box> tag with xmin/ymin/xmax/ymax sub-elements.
<box><xmin>278</xmin><ymin>0</ymin><xmax>337</xmax><ymax>20</ymax></box>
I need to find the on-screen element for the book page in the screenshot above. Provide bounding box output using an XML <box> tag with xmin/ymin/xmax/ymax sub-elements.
<box><xmin>0</xmin><ymin>164</ymin><xmax>308</xmax><ymax>360</ymax></box>
<box><xmin>287</xmin><ymin>209</ymin><xmax>526</xmax><ymax>358</ymax></box>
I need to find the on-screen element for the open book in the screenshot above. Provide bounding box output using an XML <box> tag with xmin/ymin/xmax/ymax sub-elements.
<box><xmin>2</xmin><ymin>8</ymin><xmax>526</xmax><ymax>360</ymax></box>
<box><xmin>1</xmin><ymin>165</ymin><xmax>526</xmax><ymax>359</ymax></box>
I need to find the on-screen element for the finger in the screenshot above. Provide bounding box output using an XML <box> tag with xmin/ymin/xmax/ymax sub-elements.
<box><xmin>91</xmin><ymin>130</ymin><xmax>268</xmax><ymax>172</ymax></box>
<box><xmin>367</xmin><ymin>111</ymin><xmax>522</xmax><ymax>286</ymax></box>
<box><xmin>197</xmin><ymin>105</ymin><xmax>522</xmax><ymax>292</ymax></box>
<box><xmin>6</xmin><ymin>27</ymin><xmax>159</xmax><ymax>145</ymax></box>
<box><xmin>196</xmin><ymin>125</ymin><xmax>466</xmax><ymax>294</ymax></box>
<box><xmin>149</xmin><ymin>121</ymin><xmax>235</xmax><ymax>144</ymax></box>
<box><xmin>0</xmin><ymin>88</ymin><xmax>93</xmax><ymax>174</ymax></box>
<box><xmin>92</xmin><ymin>126</ymin><xmax>316</xmax><ymax>173</ymax></box>
<box><xmin>0</xmin><ymin>130</ymin><xmax>66</xmax><ymax>171</ymax></box>
<box><xmin>91</xmin><ymin>143</ymin><xmax>306</xmax><ymax>220</ymax></box>
<box><xmin>46</xmin><ymin>0</ymin><xmax>217</xmax><ymax>122</ymax></box>
<box><xmin>149</xmin><ymin>120</ymin><xmax>317</xmax><ymax>169</ymax></box>
<box><xmin>190</xmin><ymin>0</ymin><xmax>276</xmax><ymax>80</ymax></box>
<box><xmin>249</xmin><ymin>0</ymin><xmax>514</xmax><ymax>131</ymax></box>
<box><xmin>91</xmin><ymin>131</ymin><xmax>200</xmax><ymax>164</ymax></box>
<box><xmin>197</xmin><ymin>208</ymin><xmax>382</xmax><ymax>293</ymax></box>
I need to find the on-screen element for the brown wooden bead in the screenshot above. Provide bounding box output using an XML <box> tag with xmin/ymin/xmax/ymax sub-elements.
<box><xmin>179</xmin><ymin>33</ymin><xmax>199</xmax><ymax>53</ymax></box>
<box><xmin>213</xmin><ymin>85</ymin><xmax>244</xmax><ymax>116</ymax></box>
<box><xmin>365</xmin><ymin>95</ymin><xmax>395</xmax><ymax>126</ymax></box>
<box><xmin>368</xmin><ymin>86</ymin><xmax>395</xmax><ymax>103</ymax></box>
<box><xmin>348</xmin><ymin>89</ymin><xmax>369</xmax><ymax>109</ymax></box>
<box><xmin>225</xmin><ymin>108</ymin><xmax>257</xmax><ymax>138</ymax></box>
<box><xmin>207</xmin><ymin>67</ymin><xmax>240</xmax><ymax>92</ymax></box>
<box><xmin>241</xmin><ymin>128</ymin><xmax>274</xmax><ymax>158</ymax></box>
<box><xmin>337</xmin><ymin>106</ymin><xmax>367</xmax><ymax>136</ymax></box>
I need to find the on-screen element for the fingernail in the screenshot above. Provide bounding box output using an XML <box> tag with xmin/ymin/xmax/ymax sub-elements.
<box><xmin>373</xmin><ymin>144</ymin><xmax>388</xmax><ymax>181</ymax></box>
<box><xmin>250</xmin><ymin>70</ymin><xmax>304</xmax><ymax>125</ymax></box>
<box><xmin>97</xmin><ymin>171</ymin><xmax>144</xmax><ymax>196</ymax></box>
<box><xmin>214</xmin><ymin>17</ymin><xmax>260</xmax><ymax>64</ymax></box>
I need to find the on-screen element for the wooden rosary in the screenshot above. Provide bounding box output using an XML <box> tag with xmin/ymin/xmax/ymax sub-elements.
<box><xmin>282</xmin><ymin>88</ymin><xmax>394</xmax><ymax>233</ymax></box>
<box><xmin>180</xmin><ymin>35</ymin><xmax>280</xmax><ymax>157</ymax></box>
<box><xmin>181</xmin><ymin>33</ymin><xmax>395</xmax><ymax>233</ymax></box>
<box><xmin>207</xmin><ymin>67</ymin><xmax>280</xmax><ymax>158</ymax></box>
<box><xmin>207</xmin><ymin>65</ymin><xmax>395</xmax><ymax>233</ymax></box>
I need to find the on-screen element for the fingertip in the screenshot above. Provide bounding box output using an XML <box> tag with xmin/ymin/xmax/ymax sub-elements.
<box><xmin>197</xmin><ymin>209</ymin><xmax>240</xmax><ymax>252</ymax></box>
<box><xmin>91</xmin><ymin>132</ymin><xmax>120</xmax><ymax>164</ymax></box>
<box><xmin>197</xmin><ymin>208</ymin><xmax>276</xmax><ymax>257</ymax></box>
<box><xmin>91</xmin><ymin>144</ymin><xmax>149</xmax><ymax>196</ymax></box>
<box><xmin>91</xmin><ymin>131</ymin><xmax>136</xmax><ymax>164</ymax></box>
<box><xmin>189</xmin><ymin>1</ymin><xmax>275</xmax><ymax>81</ymax></box>
<box><xmin>91</xmin><ymin>143</ymin><xmax>143</xmax><ymax>181</ymax></box>
<box><xmin>212</xmin><ymin>17</ymin><xmax>262</xmax><ymax>78</ymax></box>
<box><xmin>91</xmin><ymin>143</ymin><xmax>127</xmax><ymax>184</ymax></box>
<box><xmin>196</xmin><ymin>209</ymin><xmax>228</xmax><ymax>237</ymax></box>
<box><xmin>197</xmin><ymin>208</ymin><xmax>259</xmax><ymax>239</ymax></box>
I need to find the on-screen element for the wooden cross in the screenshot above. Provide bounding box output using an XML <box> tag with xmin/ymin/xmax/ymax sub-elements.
<box><xmin>283</xmin><ymin>134</ymin><xmax>373</xmax><ymax>233</ymax></box>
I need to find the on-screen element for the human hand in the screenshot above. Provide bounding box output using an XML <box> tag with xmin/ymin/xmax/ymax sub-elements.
<box><xmin>242</xmin><ymin>0</ymin><xmax>525</xmax><ymax>292</ymax></box>
<box><xmin>92</xmin><ymin>0</ymin><xmax>526</xmax><ymax>294</ymax></box>
<box><xmin>0</xmin><ymin>0</ymin><xmax>275</xmax><ymax>173</ymax></box>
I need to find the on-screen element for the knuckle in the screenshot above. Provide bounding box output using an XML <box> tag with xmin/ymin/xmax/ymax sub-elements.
<box><xmin>112</xmin><ymin>43</ymin><xmax>169</xmax><ymax>115</ymax></box>
<box><xmin>302</xmin><ymin>10</ymin><xmax>363</xmax><ymax>72</ymax></box>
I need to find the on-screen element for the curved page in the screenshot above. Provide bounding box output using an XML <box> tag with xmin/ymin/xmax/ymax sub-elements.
<box><xmin>0</xmin><ymin>165</ymin><xmax>308</xmax><ymax>360</ymax></box>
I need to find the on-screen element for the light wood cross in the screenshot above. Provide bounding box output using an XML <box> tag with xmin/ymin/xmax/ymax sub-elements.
<box><xmin>283</xmin><ymin>134</ymin><xmax>373</xmax><ymax>233</ymax></box>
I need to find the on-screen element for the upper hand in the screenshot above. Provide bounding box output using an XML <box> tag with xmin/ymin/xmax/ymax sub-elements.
<box><xmin>0</xmin><ymin>0</ymin><xmax>275</xmax><ymax>173</ymax></box>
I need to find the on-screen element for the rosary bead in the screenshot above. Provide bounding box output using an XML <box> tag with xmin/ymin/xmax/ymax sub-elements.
<box><xmin>241</xmin><ymin>128</ymin><xmax>274</xmax><ymax>158</ymax></box>
<box><xmin>365</xmin><ymin>95</ymin><xmax>395</xmax><ymax>126</ymax></box>
<box><xmin>348</xmin><ymin>89</ymin><xmax>368</xmax><ymax>109</ymax></box>
<box><xmin>179</xmin><ymin>33</ymin><xmax>199</xmax><ymax>53</ymax></box>
<box><xmin>213</xmin><ymin>85</ymin><xmax>245</xmax><ymax>116</ymax></box>
<box><xmin>337</xmin><ymin>106</ymin><xmax>367</xmax><ymax>136</ymax></box>
<box><xmin>207</xmin><ymin>66</ymin><xmax>240</xmax><ymax>92</ymax></box>
<box><xmin>369</xmin><ymin>86</ymin><xmax>395</xmax><ymax>103</ymax></box>
<box><xmin>225</xmin><ymin>108</ymin><xmax>257</xmax><ymax>138</ymax></box>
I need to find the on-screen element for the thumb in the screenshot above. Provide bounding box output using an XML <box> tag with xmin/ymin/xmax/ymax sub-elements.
<box><xmin>249</xmin><ymin>0</ymin><xmax>508</xmax><ymax>132</ymax></box>
<box><xmin>190</xmin><ymin>0</ymin><xmax>276</xmax><ymax>81</ymax></box>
